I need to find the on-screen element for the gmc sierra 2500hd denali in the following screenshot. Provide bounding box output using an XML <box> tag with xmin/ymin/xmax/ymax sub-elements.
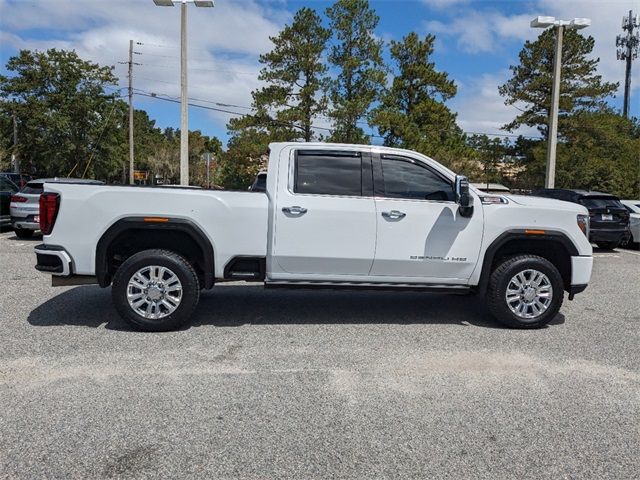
<box><xmin>34</xmin><ymin>143</ymin><xmax>593</xmax><ymax>331</ymax></box>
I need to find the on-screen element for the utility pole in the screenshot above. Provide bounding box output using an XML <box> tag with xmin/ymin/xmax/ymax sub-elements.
<box><xmin>617</xmin><ymin>10</ymin><xmax>639</xmax><ymax>118</ymax></box>
<box><xmin>11</xmin><ymin>112</ymin><xmax>19</xmax><ymax>174</ymax></box>
<box><xmin>128</xmin><ymin>39</ymin><xmax>135</xmax><ymax>185</ymax></box>
<box><xmin>119</xmin><ymin>42</ymin><xmax>141</xmax><ymax>185</ymax></box>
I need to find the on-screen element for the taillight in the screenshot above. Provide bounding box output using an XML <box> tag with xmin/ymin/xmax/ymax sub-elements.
<box><xmin>10</xmin><ymin>195</ymin><xmax>27</xmax><ymax>203</ymax></box>
<box><xmin>39</xmin><ymin>193</ymin><xmax>60</xmax><ymax>235</ymax></box>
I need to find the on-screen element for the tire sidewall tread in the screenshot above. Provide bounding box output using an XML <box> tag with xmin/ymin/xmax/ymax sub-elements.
<box><xmin>112</xmin><ymin>249</ymin><xmax>200</xmax><ymax>332</ymax></box>
<box><xmin>487</xmin><ymin>254</ymin><xmax>564</xmax><ymax>329</ymax></box>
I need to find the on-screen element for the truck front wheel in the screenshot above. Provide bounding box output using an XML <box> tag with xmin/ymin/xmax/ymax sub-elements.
<box><xmin>111</xmin><ymin>249</ymin><xmax>200</xmax><ymax>332</ymax></box>
<box><xmin>487</xmin><ymin>255</ymin><xmax>564</xmax><ymax>329</ymax></box>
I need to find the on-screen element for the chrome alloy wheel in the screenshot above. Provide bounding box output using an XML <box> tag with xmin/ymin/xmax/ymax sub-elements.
<box><xmin>126</xmin><ymin>265</ymin><xmax>183</xmax><ymax>320</ymax></box>
<box><xmin>505</xmin><ymin>269</ymin><xmax>553</xmax><ymax>320</ymax></box>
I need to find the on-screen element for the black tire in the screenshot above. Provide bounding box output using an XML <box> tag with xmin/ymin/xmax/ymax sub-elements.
<box><xmin>487</xmin><ymin>255</ymin><xmax>564</xmax><ymax>329</ymax></box>
<box><xmin>596</xmin><ymin>241</ymin><xmax>619</xmax><ymax>250</ymax></box>
<box><xmin>14</xmin><ymin>228</ymin><xmax>34</xmax><ymax>239</ymax></box>
<box><xmin>111</xmin><ymin>249</ymin><xmax>200</xmax><ymax>332</ymax></box>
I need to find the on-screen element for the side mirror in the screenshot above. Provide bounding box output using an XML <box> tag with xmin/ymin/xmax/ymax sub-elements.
<box><xmin>455</xmin><ymin>175</ymin><xmax>474</xmax><ymax>218</ymax></box>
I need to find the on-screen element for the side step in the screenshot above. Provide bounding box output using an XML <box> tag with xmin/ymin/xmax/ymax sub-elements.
<box><xmin>264</xmin><ymin>281</ymin><xmax>472</xmax><ymax>294</ymax></box>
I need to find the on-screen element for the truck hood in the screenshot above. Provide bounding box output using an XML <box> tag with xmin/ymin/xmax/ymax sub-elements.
<box><xmin>505</xmin><ymin>194</ymin><xmax>588</xmax><ymax>214</ymax></box>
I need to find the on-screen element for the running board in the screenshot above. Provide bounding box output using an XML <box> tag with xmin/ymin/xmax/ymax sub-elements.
<box><xmin>264</xmin><ymin>281</ymin><xmax>472</xmax><ymax>294</ymax></box>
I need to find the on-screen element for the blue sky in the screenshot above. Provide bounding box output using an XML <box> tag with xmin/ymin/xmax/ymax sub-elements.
<box><xmin>1</xmin><ymin>0</ymin><xmax>638</xmax><ymax>145</ymax></box>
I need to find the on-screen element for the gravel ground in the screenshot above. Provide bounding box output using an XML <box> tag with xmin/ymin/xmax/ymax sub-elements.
<box><xmin>0</xmin><ymin>230</ymin><xmax>639</xmax><ymax>479</ymax></box>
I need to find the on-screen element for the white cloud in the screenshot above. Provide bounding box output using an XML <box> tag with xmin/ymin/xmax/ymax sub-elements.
<box><xmin>425</xmin><ymin>12</ymin><xmax>536</xmax><ymax>53</ymax></box>
<box><xmin>0</xmin><ymin>0</ymin><xmax>290</xmax><ymax>133</ymax></box>
<box><xmin>451</xmin><ymin>71</ymin><xmax>540</xmax><ymax>138</ymax></box>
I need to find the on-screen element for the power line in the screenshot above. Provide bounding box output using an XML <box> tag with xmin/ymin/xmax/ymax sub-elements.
<box><xmin>138</xmin><ymin>62</ymin><xmax>258</xmax><ymax>75</ymax></box>
<box><xmin>134</xmin><ymin>91</ymin><xmax>338</xmax><ymax>134</ymax></box>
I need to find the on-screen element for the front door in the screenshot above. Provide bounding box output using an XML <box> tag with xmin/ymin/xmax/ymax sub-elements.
<box><xmin>272</xmin><ymin>148</ymin><xmax>377</xmax><ymax>277</ymax></box>
<box><xmin>370</xmin><ymin>153</ymin><xmax>483</xmax><ymax>282</ymax></box>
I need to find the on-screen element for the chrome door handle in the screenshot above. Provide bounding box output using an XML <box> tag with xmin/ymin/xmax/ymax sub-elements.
<box><xmin>282</xmin><ymin>206</ymin><xmax>308</xmax><ymax>216</ymax></box>
<box><xmin>381</xmin><ymin>210</ymin><xmax>406</xmax><ymax>220</ymax></box>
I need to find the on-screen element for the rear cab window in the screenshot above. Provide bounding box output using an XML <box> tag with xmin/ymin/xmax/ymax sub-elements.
<box><xmin>294</xmin><ymin>150</ymin><xmax>369</xmax><ymax>196</ymax></box>
<box><xmin>21</xmin><ymin>183</ymin><xmax>44</xmax><ymax>195</ymax></box>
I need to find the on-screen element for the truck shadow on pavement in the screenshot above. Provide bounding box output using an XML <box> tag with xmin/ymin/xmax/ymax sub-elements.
<box><xmin>27</xmin><ymin>284</ymin><xmax>565</xmax><ymax>331</ymax></box>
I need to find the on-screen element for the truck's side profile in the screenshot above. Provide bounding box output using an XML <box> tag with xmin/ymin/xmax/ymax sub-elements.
<box><xmin>35</xmin><ymin>142</ymin><xmax>593</xmax><ymax>331</ymax></box>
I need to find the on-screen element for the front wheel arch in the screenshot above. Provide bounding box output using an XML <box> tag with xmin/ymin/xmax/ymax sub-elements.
<box><xmin>477</xmin><ymin>230</ymin><xmax>577</xmax><ymax>295</ymax></box>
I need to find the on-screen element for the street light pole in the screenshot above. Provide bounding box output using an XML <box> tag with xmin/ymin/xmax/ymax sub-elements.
<box><xmin>180</xmin><ymin>1</ymin><xmax>189</xmax><ymax>186</ymax></box>
<box><xmin>153</xmin><ymin>0</ymin><xmax>214</xmax><ymax>186</ymax></box>
<box><xmin>531</xmin><ymin>16</ymin><xmax>591</xmax><ymax>189</ymax></box>
<box><xmin>546</xmin><ymin>25</ymin><xmax>563</xmax><ymax>189</ymax></box>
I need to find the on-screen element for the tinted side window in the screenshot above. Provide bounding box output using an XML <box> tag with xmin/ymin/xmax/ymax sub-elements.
<box><xmin>295</xmin><ymin>152</ymin><xmax>362</xmax><ymax>196</ymax></box>
<box><xmin>380</xmin><ymin>157</ymin><xmax>453</xmax><ymax>201</ymax></box>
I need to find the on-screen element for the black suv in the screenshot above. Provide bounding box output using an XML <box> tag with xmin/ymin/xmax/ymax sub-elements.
<box><xmin>532</xmin><ymin>189</ymin><xmax>630</xmax><ymax>250</ymax></box>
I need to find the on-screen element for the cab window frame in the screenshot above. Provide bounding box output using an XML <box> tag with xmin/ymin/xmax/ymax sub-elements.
<box><xmin>373</xmin><ymin>153</ymin><xmax>455</xmax><ymax>202</ymax></box>
<box><xmin>291</xmin><ymin>149</ymin><xmax>373</xmax><ymax>198</ymax></box>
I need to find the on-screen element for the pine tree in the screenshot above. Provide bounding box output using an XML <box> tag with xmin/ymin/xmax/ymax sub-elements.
<box><xmin>325</xmin><ymin>0</ymin><xmax>386</xmax><ymax>144</ymax></box>
<box><xmin>370</xmin><ymin>32</ymin><xmax>462</xmax><ymax>157</ymax></box>
<box><xmin>499</xmin><ymin>28</ymin><xmax>618</xmax><ymax>137</ymax></box>
<box><xmin>227</xmin><ymin>7</ymin><xmax>330</xmax><ymax>142</ymax></box>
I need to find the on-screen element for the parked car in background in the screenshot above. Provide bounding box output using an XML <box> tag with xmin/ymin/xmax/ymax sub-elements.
<box><xmin>0</xmin><ymin>172</ymin><xmax>32</xmax><ymax>189</ymax></box>
<box><xmin>471</xmin><ymin>183</ymin><xmax>511</xmax><ymax>194</ymax></box>
<box><xmin>620</xmin><ymin>200</ymin><xmax>640</xmax><ymax>248</ymax></box>
<box><xmin>10</xmin><ymin>178</ymin><xmax>104</xmax><ymax>238</ymax></box>
<box><xmin>532</xmin><ymin>189</ymin><xmax>630</xmax><ymax>250</ymax></box>
<box><xmin>249</xmin><ymin>171</ymin><xmax>267</xmax><ymax>192</ymax></box>
<box><xmin>1</xmin><ymin>177</ymin><xmax>19</xmax><ymax>229</ymax></box>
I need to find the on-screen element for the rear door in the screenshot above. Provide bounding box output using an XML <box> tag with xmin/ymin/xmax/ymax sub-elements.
<box><xmin>370</xmin><ymin>152</ymin><xmax>483</xmax><ymax>281</ymax></box>
<box><xmin>272</xmin><ymin>147</ymin><xmax>377</xmax><ymax>277</ymax></box>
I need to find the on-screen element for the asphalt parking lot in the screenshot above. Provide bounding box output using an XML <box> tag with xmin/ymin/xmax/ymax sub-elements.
<box><xmin>1</xmin><ymin>231</ymin><xmax>639</xmax><ymax>479</ymax></box>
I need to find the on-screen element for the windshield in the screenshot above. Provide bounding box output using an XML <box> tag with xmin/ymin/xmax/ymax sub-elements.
<box><xmin>579</xmin><ymin>197</ymin><xmax>622</xmax><ymax>209</ymax></box>
<box><xmin>0</xmin><ymin>177</ymin><xmax>17</xmax><ymax>192</ymax></box>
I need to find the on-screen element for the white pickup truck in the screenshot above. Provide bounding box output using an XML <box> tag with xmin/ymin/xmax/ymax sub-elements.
<box><xmin>34</xmin><ymin>142</ymin><xmax>593</xmax><ymax>331</ymax></box>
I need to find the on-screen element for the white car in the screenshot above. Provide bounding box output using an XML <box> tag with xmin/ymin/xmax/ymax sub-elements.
<box><xmin>621</xmin><ymin>200</ymin><xmax>640</xmax><ymax>248</ymax></box>
<box><xmin>34</xmin><ymin>142</ymin><xmax>593</xmax><ymax>331</ymax></box>
<box><xmin>10</xmin><ymin>178</ymin><xmax>103</xmax><ymax>238</ymax></box>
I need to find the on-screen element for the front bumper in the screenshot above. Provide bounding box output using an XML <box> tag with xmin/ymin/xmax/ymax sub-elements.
<box><xmin>34</xmin><ymin>244</ymin><xmax>72</xmax><ymax>276</ymax></box>
<box><xmin>570</xmin><ymin>255</ymin><xmax>592</xmax><ymax>296</ymax></box>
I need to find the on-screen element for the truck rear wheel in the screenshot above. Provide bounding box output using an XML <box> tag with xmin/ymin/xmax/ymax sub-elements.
<box><xmin>487</xmin><ymin>255</ymin><xmax>563</xmax><ymax>329</ymax></box>
<box><xmin>111</xmin><ymin>249</ymin><xmax>200</xmax><ymax>332</ymax></box>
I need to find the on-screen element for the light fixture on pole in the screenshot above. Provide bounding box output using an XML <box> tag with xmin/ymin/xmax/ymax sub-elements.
<box><xmin>531</xmin><ymin>16</ymin><xmax>591</xmax><ymax>189</ymax></box>
<box><xmin>153</xmin><ymin>0</ymin><xmax>214</xmax><ymax>186</ymax></box>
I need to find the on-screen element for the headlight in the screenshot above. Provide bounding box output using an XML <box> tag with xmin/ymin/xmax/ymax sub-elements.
<box><xmin>577</xmin><ymin>214</ymin><xmax>589</xmax><ymax>238</ymax></box>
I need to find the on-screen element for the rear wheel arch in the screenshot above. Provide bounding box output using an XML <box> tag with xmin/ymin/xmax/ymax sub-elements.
<box><xmin>96</xmin><ymin>217</ymin><xmax>214</xmax><ymax>289</ymax></box>
<box><xmin>478</xmin><ymin>230</ymin><xmax>578</xmax><ymax>295</ymax></box>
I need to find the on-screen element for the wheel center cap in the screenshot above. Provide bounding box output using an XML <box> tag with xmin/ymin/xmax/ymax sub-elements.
<box><xmin>523</xmin><ymin>287</ymin><xmax>537</xmax><ymax>302</ymax></box>
<box><xmin>147</xmin><ymin>286</ymin><xmax>163</xmax><ymax>301</ymax></box>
